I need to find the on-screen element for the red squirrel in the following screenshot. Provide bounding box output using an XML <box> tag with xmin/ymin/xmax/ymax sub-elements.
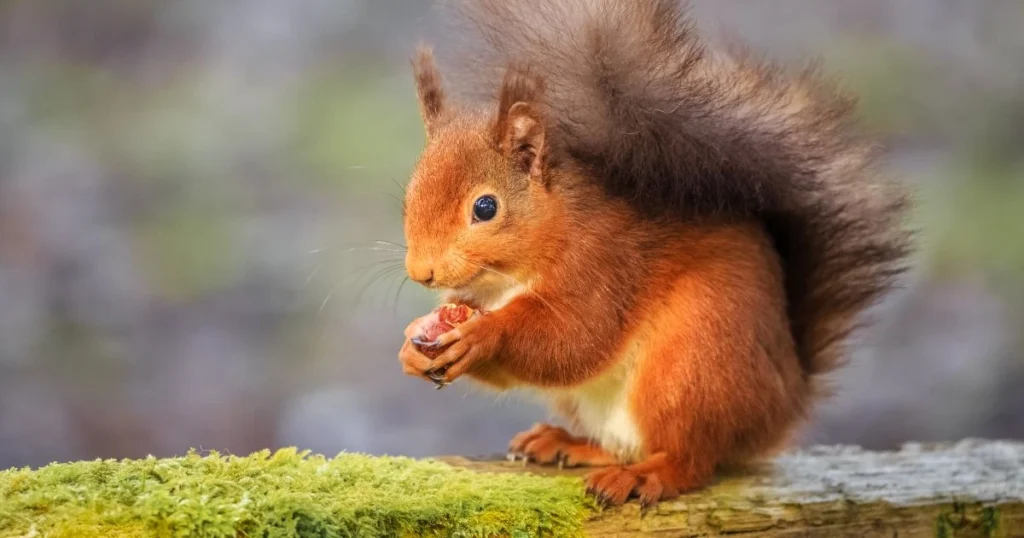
<box><xmin>396</xmin><ymin>0</ymin><xmax>913</xmax><ymax>506</ymax></box>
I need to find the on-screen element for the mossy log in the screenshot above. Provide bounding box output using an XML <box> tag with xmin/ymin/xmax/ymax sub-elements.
<box><xmin>439</xmin><ymin>439</ymin><xmax>1024</xmax><ymax>537</ymax></box>
<box><xmin>2</xmin><ymin>439</ymin><xmax>1021</xmax><ymax>537</ymax></box>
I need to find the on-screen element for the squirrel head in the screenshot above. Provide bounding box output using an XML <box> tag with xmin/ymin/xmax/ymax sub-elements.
<box><xmin>402</xmin><ymin>47</ymin><xmax>557</xmax><ymax>295</ymax></box>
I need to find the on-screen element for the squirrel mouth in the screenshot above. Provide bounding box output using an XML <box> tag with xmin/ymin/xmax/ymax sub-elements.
<box><xmin>444</xmin><ymin>269</ymin><xmax>485</xmax><ymax>293</ymax></box>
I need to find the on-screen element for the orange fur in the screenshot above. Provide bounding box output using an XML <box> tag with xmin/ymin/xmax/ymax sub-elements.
<box><xmin>508</xmin><ymin>423</ymin><xmax>619</xmax><ymax>467</ymax></box>
<box><xmin>401</xmin><ymin>154</ymin><xmax>804</xmax><ymax>500</ymax></box>
<box><xmin>397</xmin><ymin>0</ymin><xmax>912</xmax><ymax>506</ymax></box>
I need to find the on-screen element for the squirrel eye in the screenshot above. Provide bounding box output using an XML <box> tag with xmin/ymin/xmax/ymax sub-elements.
<box><xmin>472</xmin><ymin>195</ymin><xmax>498</xmax><ymax>222</ymax></box>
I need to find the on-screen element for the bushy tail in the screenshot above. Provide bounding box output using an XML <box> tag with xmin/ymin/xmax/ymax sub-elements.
<box><xmin>441</xmin><ymin>0</ymin><xmax>914</xmax><ymax>382</ymax></box>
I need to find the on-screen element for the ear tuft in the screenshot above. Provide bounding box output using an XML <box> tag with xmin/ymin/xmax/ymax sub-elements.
<box><xmin>503</xmin><ymin>103</ymin><xmax>546</xmax><ymax>177</ymax></box>
<box><xmin>412</xmin><ymin>45</ymin><xmax>445</xmax><ymax>137</ymax></box>
<box><xmin>495</xmin><ymin>66</ymin><xmax>547</xmax><ymax>179</ymax></box>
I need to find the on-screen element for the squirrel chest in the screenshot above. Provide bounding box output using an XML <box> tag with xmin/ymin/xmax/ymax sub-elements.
<box><xmin>471</xmin><ymin>279</ymin><xmax>647</xmax><ymax>461</ymax></box>
<box><xmin>555</xmin><ymin>345</ymin><xmax>644</xmax><ymax>461</ymax></box>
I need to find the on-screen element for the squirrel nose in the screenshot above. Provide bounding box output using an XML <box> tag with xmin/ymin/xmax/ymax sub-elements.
<box><xmin>407</xmin><ymin>263</ymin><xmax>435</xmax><ymax>287</ymax></box>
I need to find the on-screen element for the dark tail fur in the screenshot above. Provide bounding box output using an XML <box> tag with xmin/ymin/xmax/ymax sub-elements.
<box><xmin>439</xmin><ymin>0</ymin><xmax>914</xmax><ymax>385</ymax></box>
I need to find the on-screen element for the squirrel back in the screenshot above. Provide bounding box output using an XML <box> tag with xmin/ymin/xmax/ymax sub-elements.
<box><xmin>434</xmin><ymin>0</ymin><xmax>914</xmax><ymax>389</ymax></box>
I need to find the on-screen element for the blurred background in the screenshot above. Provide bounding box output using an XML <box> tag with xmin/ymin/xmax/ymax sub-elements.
<box><xmin>1</xmin><ymin>0</ymin><xmax>1023</xmax><ymax>469</ymax></box>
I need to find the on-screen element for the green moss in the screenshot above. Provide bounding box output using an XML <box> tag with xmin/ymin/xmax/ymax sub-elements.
<box><xmin>0</xmin><ymin>449</ymin><xmax>593</xmax><ymax>538</ymax></box>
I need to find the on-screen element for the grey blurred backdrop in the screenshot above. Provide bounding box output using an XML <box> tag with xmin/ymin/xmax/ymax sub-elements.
<box><xmin>1</xmin><ymin>1</ymin><xmax>1023</xmax><ymax>469</ymax></box>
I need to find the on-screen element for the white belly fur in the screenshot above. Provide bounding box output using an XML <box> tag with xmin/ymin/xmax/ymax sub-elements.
<box><xmin>552</xmin><ymin>340</ymin><xmax>644</xmax><ymax>461</ymax></box>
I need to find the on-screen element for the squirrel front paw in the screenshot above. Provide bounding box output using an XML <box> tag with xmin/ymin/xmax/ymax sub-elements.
<box><xmin>398</xmin><ymin>338</ymin><xmax>441</xmax><ymax>385</ymax></box>
<box><xmin>399</xmin><ymin>308</ymin><xmax>498</xmax><ymax>387</ymax></box>
<box><xmin>418</xmin><ymin>315</ymin><xmax>498</xmax><ymax>384</ymax></box>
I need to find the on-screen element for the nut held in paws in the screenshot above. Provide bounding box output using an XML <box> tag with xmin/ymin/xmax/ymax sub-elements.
<box><xmin>410</xmin><ymin>303</ymin><xmax>477</xmax><ymax>358</ymax></box>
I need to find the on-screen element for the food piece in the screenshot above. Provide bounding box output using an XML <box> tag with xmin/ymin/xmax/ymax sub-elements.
<box><xmin>411</xmin><ymin>303</ymin><xmax>477</xmax><ymax>359</ymax></box>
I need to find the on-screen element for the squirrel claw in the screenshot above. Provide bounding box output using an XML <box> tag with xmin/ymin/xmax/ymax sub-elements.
<box><xmin>506</xmin><ymin>451</ymin><xmax>529</xmax><ymax>465</ymax></box>
<box><xmin>410</xmin><ymin>336</ymin><xmax>439</xmax><ymax>349</ymax></box>
<box><xmin>427</xmin><ymin>371</ymin><xmax>450</xmax><ymax>390</ymax></box>
<box><xmin>426</xmin><ymin>366</ymin><xmax>451</xmax><ymax>389</ymax></box>
<box><xmin>585</xmin><ymin>484</ymin><xmax>611</xmax><ymax>509</ymax></box>
<box><xmin>590</xmin><ymin>492</ymin><xmax>610</xmax><ymax>509</ymax></box>
<box><xmin>505</xmin><ymin>452</ymin><xmax>534</xmax><ymax>464</ymax></box>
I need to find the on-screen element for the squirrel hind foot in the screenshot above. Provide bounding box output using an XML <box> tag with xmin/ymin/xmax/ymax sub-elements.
<box><xmin>584</xmin><ymin>453</ymin><xmax>713</xmax><ymax>507</ymax></box>
<box><xmin>507</xmin><ymin>423</ymin><xmax>619</xmax><ymax>468</ymax></box>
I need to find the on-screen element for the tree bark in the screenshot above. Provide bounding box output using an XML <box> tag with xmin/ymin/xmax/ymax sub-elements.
<box><xmin>439</xmin><ymin>439</ymin><xmax>1024</xmax><ymax>537</ymax></box>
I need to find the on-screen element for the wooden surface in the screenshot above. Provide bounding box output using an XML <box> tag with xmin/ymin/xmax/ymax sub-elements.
<box><xmin>439</xmin><ymin>439</ymin><xmax>1024</xmax><ymax>537</ymax></box>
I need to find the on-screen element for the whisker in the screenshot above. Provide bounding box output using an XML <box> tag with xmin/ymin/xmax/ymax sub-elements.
<box><xmin>305</xmin><ymin>266</ymin><xmax>320</xmax><ymax>285</ymax></box>
<box><xmin>383</xmin><ymin>192</ymin><xmax>405</xmax><ymax>211</ymax></box>
<box><xmin>331</xmin><ymin>260</ymin><xmax>405</xmax><ymax>309</ymax></box>
<box><xmin>349</xmin><ymin>259</ymin><xmax>404</xmax><ymax>296</ymax></box>
<box><xmin>346</xmin><ymin>258</ymin><xmax>407</xmax><ymax>280</ymax></box>
<box><xmin>392</xmin><ymin>276</ymin><xmax>410</xmax><ymax>319</ymax></box>
<box><xmin>311</xmin><ymin>259</ymin><xmax>402</xmax><ymax>327</ymax></box>
<box><xmin>388</xmin><ymin>175</ymin><xmax>408</xmax><ymax>196</ymax></box>
<box><xmin>353</xmin><ymin>265</ymin><xmax>405</xmax><ymax>309</ymax></box>
<box><xmin>342</xmin><ymin>246</ymin><xmax>406</xmax><ymax>254</ymax></box>
<box><xmin>347</xmin><ymin>258</ymin><xmax>403</xmax><ymax>282</ymax></box>
<box><xmin>376</xmin><ymin>265</ymin><xmax>404</xmax><ymax>311</ymax></box>
<box><xmin>318</xmin><ymin>286</ymin><xmax>337</xmax><ymax>315</ymax></box>
<box><xmin>387</xmin><ymin>177</ymin><xmax>409</xmax><ymax>215</ymax></box>
<box><xmin>374</xmin><ymin>240</ymin><xmax>407</xmax><ymax>250</ymax></box>
<box><xmin>308</xmin><ymin>240</ymin><xmax>407</xmax><ymax>255</ymax></box>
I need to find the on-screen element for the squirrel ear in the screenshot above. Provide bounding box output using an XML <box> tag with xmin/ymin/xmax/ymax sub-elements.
<box><xmin>495</xmin><ymin>67</ymin><xmax>547</xmax><ymax>179</ymax></box>
<box><xmin>412</xmin><ymin>45</ymin><xmax>444</xmax><ymax>137</ymax></box>
<box><xmin>500</xmin><ymin>102</ymin><xmax>546</xmax><ymax>179</ymax></box>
